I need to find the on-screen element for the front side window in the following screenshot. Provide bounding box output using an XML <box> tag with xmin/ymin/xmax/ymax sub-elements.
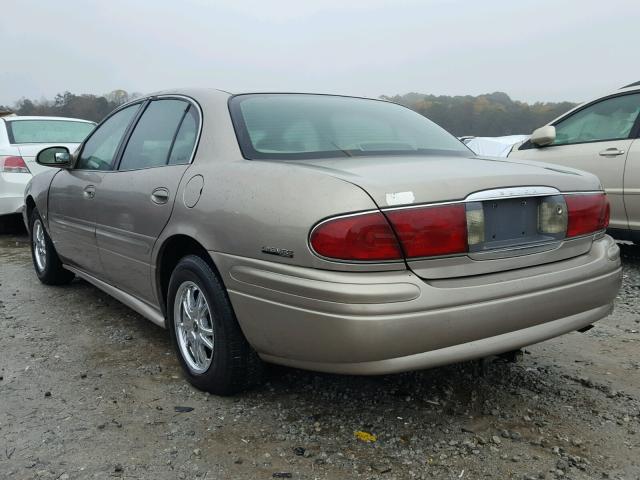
<box><xmin>119</xmin><ymin>99</ymin><xmax>190</xmax><ymax>170</ymax></box>
<box><xmin>229</xmin><ymin>94</ymin><xmax>470</xmax><ymax>160</ymax></box>
<box><xmin>76</xmin><ymin>104</ymin><xmax>140</xmax><ymax>170</ymax></box>
<box><xmin>553</xmin><ymin>93</ymin><xmax>640</xmax><ymax>145</ymax></box>
<box><xmin>7</xmin><ymin>120</ymin><xmax>94</xmax><ymax>144</ymax></box>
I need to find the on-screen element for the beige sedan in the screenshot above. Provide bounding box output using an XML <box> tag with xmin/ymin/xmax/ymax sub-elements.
<box><xmin>510</xmin><ymin>82</ymin><xmax>640</xmax><ymax>244</ymax></box>
<box><xmin>24</xmin><ymin>90</ymin><xmax>621</xmax><ymax>394</ymax></box>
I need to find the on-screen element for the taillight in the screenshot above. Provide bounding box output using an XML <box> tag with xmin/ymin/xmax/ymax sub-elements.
<box><xmin>385</xmin><ymin>204</ymin><xmax>468</xmax><ymax>258</ymax></box>
<box><xmin>1</xmin><ymin>156</ymin><xmax>30</xmax><ymax>173</ymax></box>
<box><xmin>310</xmin><ymin>212</ymin><xmax>403</xmax><ymax>261</ymax></box>
<box><xmin>311</xmin><ymin>192</ymin><xmax>610</xmax><ymax>262</ymax></box>
<box><xmin>565</xmin><ymin>193</ymin><xmax>610</xmax><ymax>237</ymax></box>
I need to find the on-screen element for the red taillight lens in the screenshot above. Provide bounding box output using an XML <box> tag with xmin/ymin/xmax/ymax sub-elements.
<box><xmin>310</xmin><ymin>212</ymin><xmax>403</xmax><ymax>261</ymax></box>
<box><xmin>565</xmin><ymin>193</ymin><xmax>609</xmax><ymax>237</ymax></box>
<box><xmin>1</xmin><ymin>155</ymin><xmax>30</xmax><ymax>173</ymax></box>
<box><xmin>385</xmin><ymin>204</ymin><xmax>468</xmax><ymax>258</ymax></box>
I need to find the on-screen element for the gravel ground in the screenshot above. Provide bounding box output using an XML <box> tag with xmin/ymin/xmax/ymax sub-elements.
<box><xmin>1</xmin><ymin>229</ymin><xmax>639</xmax><ymax>480</ymax></box>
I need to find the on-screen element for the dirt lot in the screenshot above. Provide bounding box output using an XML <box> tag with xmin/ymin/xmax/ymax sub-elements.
<box><xmin>1</xmin><ymin>228</ymin><xmax>639</xmax><ymax>480</ymax></box>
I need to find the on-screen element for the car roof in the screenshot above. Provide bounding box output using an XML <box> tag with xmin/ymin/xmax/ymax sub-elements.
<box><xmin>132</xmin><ymin>88</ymin><xmax>392</xmax><ymax>112</ymax></box>
<box><xmin>2</xmin><ymin>116</ymin><xmax>96</xmax><ymax>123</ymax></box>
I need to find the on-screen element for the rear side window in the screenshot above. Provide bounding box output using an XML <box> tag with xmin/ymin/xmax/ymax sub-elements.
<box><xmin>76</xmin><ymin>104</ymin><xmax>140</xmax><ymax>171</ymax></box>
<box><xmin>168</xmin><ymin>106</ymin><xmax>198</xmax><ymax>165</ymax></box>
<box><xmin>553</xmin><ymin>93</ymin><xmax>640</xmax><ymax>145</ymax></box>
<box><xmin>119</xmin><ymin>99</ymin><xmax>190</xmax><ymax>170</ymax></box>
<box><xmin>7</xmin><ymin>120</ymin><xmax>94</xmax><ymax>144</ymax></box>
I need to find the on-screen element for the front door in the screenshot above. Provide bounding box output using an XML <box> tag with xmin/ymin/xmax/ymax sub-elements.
<box><xmin>47</xmin><ymin>103</ymin><xmax>142</xmax><ymax>275</ymax></box>
<box><xmin>48</xmin><ymin>170</ymin><xmax>105</xmax><ymax>274</ymax></box>
<box><xmin>94</xmin><ymin>98</ymin><xmax>200</xmax><ymax>303</ymax></box>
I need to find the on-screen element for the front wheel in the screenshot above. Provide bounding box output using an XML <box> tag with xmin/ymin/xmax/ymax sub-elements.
<box><xmin>167</xmin><ymin>255</ymin><xmax>263</xmax><ymax>395</ymax></box>
<box><xmin>29</xmin><ymin>208</ymin><xmax>74</xmax><ymax>285</ymax></box>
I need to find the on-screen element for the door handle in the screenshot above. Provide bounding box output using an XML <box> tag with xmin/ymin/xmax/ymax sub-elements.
<box><xmin>599</xmin><ymin>147</ymin><xmax>625</xmax><ymax>156</ymax></box>
<box><xmin>83</xmin><ymin>185</ymin><xmax>96</xmax><ymax>199</ymax></box>
<box><xmin>151</xmin><ymin>187</ymin><xmax>170</xmax><ymax>204</ymax></box>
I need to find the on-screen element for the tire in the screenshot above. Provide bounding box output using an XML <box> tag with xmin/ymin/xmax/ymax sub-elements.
<box><xmin>29</xmin><ymin>208</ymin><xmax>74</xmax><ymax>285</ymax></box>
<box><xmin>167</xmin><ymin>255</ymin><xmax>263</xmax><ymax>395</ymax></box>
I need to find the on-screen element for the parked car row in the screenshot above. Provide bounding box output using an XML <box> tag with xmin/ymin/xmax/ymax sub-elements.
<box><xmin>23</xmin><ymin>89</ymin><xmax>622</xmax><ymax>395</ymax></box>
<box><xmin>0</xmin><ymin>116</ymin><xmax>95</xmax><ymax>227</ymax></box>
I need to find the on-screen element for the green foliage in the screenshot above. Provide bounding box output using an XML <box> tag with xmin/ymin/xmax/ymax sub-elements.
<box><xmin>0</xmin><ymin>90</ymin><xmax>141</xmax><ymax>123</ymax></box>
<box><xmin>381</xmin><ymin>92</ymin><xmax>577</xmax><ymax>136</ymax></box>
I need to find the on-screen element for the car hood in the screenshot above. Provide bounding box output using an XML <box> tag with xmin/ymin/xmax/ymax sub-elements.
<box><xmin>287</xmin><ymin>154</ymin><xmax>602</xmax><ymax>208</ymax></box>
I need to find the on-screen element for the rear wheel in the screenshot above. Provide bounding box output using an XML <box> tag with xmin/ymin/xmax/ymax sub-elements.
<box><xmin>29</xmin><ymin>208</ymin><xmax>74</xmax><ymax>285</ymax></box>
<box><xmin>167</xmin><ymin>255</ymin><xmax>263</xmax><ymax>395</ymax></box>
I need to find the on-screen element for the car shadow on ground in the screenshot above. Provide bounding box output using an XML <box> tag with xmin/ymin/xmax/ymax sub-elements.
<box><xmin>0</xmin><ymin>213</ymin><xmax>26</xmax><ymax>235</ymax></box>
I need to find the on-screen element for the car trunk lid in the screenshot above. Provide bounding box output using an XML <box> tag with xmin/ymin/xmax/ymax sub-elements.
<box><xmin>295</xmin><ymin>154</ymin><xmax>604</xmax><ymax>278</ymax></box>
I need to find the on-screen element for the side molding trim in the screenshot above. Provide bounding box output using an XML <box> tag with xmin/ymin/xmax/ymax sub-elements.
<box><xmin>64</xmin><ymin>265</ymin><xmax>166</xmax><ymax>328</ymax></box>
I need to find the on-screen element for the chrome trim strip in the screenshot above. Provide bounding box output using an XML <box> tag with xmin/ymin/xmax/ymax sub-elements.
<box><xmin>64</xmin><ymin>265</ymin><xmax>166</xmax><ymax>328</ymax></box>
<box><xmin>465</xmin><ymin>186</ymin><xmax>560</xmax><ymax>202</ymax></box>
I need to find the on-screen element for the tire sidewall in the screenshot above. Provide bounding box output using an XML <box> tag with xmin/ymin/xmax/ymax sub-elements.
<box><xmin>167</xmin><ymin>256</ymin><xmax>235</xmax><ymax>390</ymax></box>
<box><xmin>29</xmin><ymin>209</ymin><xmax>53</xmax><ymax>281</ymax></box>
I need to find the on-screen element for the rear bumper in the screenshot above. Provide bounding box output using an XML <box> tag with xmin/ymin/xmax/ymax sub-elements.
<box><xmin>0</xmin><ymin>172</ymin><xmax>30</xmax><ymax>216</ymax></box>
<box><xmin>211</xmin><ymin>235</ymin><xmax>622</xmax><ymax>375</ymax></box>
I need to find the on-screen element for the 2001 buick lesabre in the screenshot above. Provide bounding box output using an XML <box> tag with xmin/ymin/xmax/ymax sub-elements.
<box><xmin>24</xmin><ymin>89</ymin><xmax>622</xmax><ymax>394</ymax></box>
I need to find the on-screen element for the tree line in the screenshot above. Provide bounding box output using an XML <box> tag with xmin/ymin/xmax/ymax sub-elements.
<box><xmin>2</xmin><ymin>90</ymin><xmax>576</xmax><ymax>136</ymax></box>
<box><xmin>0</xmin><ymin>90</ymin><xmax>140</xmax><ymax>123</ymax></box>
<box><xmin>383</xmin><ymin>91</ymin><xmax>576</xmax><ymax>136</ymax></box>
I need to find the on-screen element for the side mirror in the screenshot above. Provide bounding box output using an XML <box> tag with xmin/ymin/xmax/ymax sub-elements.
<box><xmin>36</xmin><ymin>146</ymin><xmax>71</xmax><ymax>168</ymax></box>
<box><xmin>530</xmin><ymin>125</ymin><xmax>556</xmax><ymax>147</ymax></box>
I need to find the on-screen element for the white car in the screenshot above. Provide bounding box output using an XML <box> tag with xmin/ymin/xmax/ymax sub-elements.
<box><xmin>0</xmin><ymin>116</ymin><xmax>95</xmax><ymax>226</ymax></box>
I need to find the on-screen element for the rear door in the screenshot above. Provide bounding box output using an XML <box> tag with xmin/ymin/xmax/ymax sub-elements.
<box><xmin>512</xmin><ymin>92</ymin><xmax>640</xmax><ymax>233</ymax></box>
<box><xmin>93</xmin><ymin>97</ymin><xmax>200</xmax><ymax>303</ymax></box>
<box><xmin>47</xmin><ymin>104</ymin><xmax>141</xmax><ymax>275</ymax></box>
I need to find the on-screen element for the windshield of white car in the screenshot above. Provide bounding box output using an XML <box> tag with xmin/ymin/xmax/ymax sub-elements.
<box><xmin>229</xmin><ymin>94</ymin><xmax>471</xmax><ymax>160</ymax></box>
<box><xmin>6</xmin><ymin>120</ymin><xmax>95</xmax><ymax>144</ymax></box>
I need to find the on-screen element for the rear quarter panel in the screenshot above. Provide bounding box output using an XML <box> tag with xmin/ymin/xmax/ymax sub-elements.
<box><xmin>158</xmin><ymin>159</ymin><xmax>391</xmax><ymax>272</ymax></box>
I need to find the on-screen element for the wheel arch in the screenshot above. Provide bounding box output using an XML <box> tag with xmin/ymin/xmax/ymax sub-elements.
<box><xmin>25</xmin><ymin>195</ymin><xmax>36</xmax><ymax>223</ymax></box>
<box><xmin>155</xmin><ymin>234</ymin><xmax>223</xmax><ymax>317</ymax></box>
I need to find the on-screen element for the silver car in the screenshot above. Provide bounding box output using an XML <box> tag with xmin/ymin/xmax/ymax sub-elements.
<box><xmin>24</xmin><ymin>89</ymin><xmax>622</xmax><ymax>395</ymax></box>
<box><xmin>509</xmin><ymin>82</ymin><xmax>640</xmax><ymax>244</ymax></box>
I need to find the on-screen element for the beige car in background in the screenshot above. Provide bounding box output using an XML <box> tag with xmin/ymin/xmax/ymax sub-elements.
<box><xmin>24</xmin><ymin>89</ymin><xmax>622</xmax><ymax>395</ymax></box>
<box><xmin>510</xmin><ymin>82</ymin><xmax>640</xmax><ymax>244</ymax></box>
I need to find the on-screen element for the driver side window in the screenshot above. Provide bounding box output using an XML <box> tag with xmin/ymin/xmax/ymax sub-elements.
<box><xmin>553</xmin><ymin>93</ymin><xmax>640</xmax><ymax>146</ymax></box>
<box><xmin>76</xmin><ymin>103</ymin><xmax>140</xmax><ymax>170</ymax></box>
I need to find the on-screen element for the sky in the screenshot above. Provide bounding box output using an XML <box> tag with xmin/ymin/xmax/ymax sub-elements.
<box><xmin>1</xmin><ymin>0</ymin><xmax>639</xmax><ymax>106</ymax></box>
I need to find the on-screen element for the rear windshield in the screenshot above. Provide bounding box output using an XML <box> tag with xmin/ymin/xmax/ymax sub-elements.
<box><xmin>6</xmin><ymin>120</ymin><xmax>95</xmax><ymax>144</ymax></box>
<box><xmin>229</xmin><ymin>94</ymin><xmax>470</xmax><ymax>160</ymax></box>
